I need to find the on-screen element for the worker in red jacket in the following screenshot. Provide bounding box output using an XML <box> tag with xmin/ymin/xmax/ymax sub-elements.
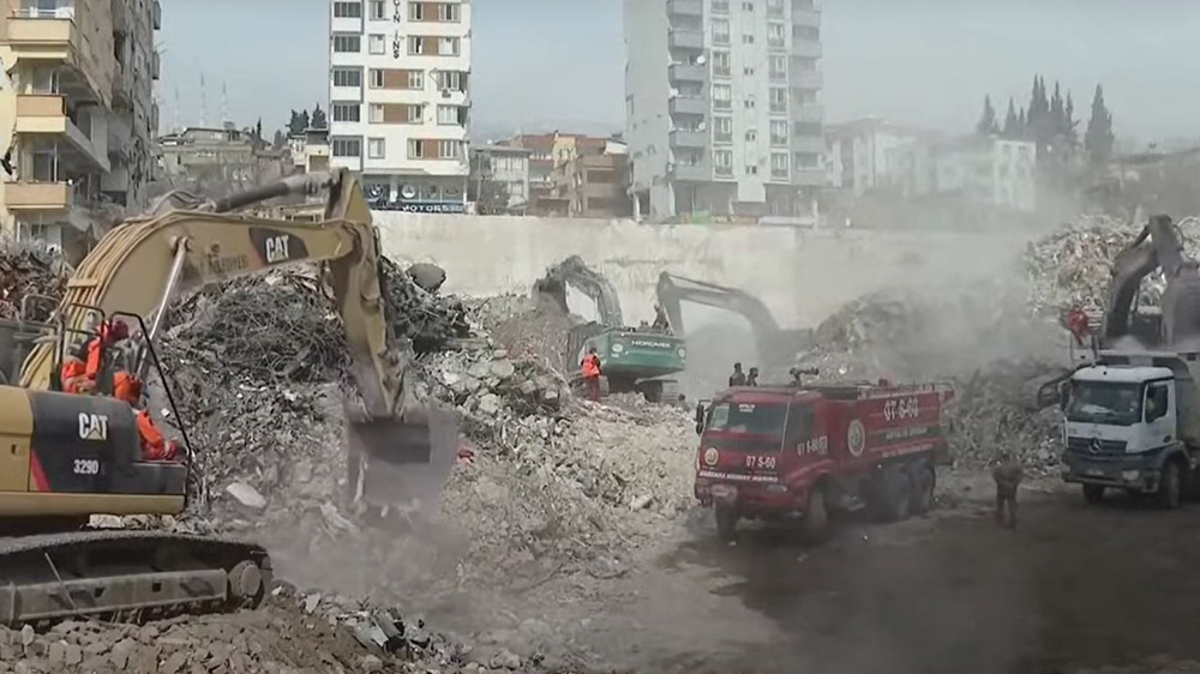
<box><xmin>581</xmin><ymin>346</ymin><xmax>603</xmax><ymax>402</ymax></box>
<box><xmin>61</xmin><ymin>319</ymin><xmax>129</xmax><ymax>394</ymax></box>
<box><xmin>113</xmin><ymin>370</ymin><xmax>179</xmax><ymax>462</ymax></box>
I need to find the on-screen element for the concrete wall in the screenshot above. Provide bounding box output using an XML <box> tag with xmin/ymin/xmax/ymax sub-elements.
<box><xmin>376</xmin><ymin>212</ymin><xmax>1029</xmax><ymax>330</ymax></box>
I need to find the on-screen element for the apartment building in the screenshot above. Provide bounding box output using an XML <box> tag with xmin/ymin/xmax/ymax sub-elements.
<box><xmin>889</xmin><ymin>136</ymin><xmax>1037</xmax><ymax>213</ymax></box>
<box><xmin>825</xmin><ymin>117</ymin><xmax>924</xmax><ymax>197</ymax></box>
<box><xmin>555</xmin><ymin>138</ymin><xmax>631</xmax><ymax>219</ymax></box>
<box><xmin>0</xmin><ymin>0</ymin><xmax>161</xmax><ymax>254</ymax></box>
<box><xmin>160</xmin><ymin>125</ymin><xmax>291</xmax><ymax>195</ymax></box>
<box><xmin>328</xmin><ymin>0</ymin><xmax>471</xmax><ymax>214</ymax></box>
<box><xmin>468</xmin><ymin>143</ymin><xmax>530</xmax><ymax>215</ymax></box>
<box><xmin>624</xmin><ymin>0</ymin><xmax>825</xmax><ymax>222</ymax></box>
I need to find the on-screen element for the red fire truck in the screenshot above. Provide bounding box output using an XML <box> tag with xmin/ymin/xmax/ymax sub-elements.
<box><xmin>693</xmin><ymin>381</ymin><xmax>954</xmax><ymax>541</ymax></box>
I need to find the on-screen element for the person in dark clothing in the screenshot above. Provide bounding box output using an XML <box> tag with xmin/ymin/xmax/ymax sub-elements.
<box><xmin>746</xmin><ymin>367</ymin><xmax>760</xmax><ymax>386</ymax></box>
<box><xmin>652</xmin><ymin>304</ymin><xmax>670</xmax><ymax>332</ymax></box>
<box><xmin>729</xmin><ymin>363</ymin><xmax>746</xmax><ymax>387</ymax></box>
<box><xmin>993</xmin><ymin>451</ymin><xmax>1024</xmax><ymax>529</ymax></box>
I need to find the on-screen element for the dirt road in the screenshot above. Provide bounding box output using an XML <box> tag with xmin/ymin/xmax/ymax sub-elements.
<box><xmin>474</xmin><ymin>477</ymin><xmax>1200</xmax><ymax>674</ymax></box>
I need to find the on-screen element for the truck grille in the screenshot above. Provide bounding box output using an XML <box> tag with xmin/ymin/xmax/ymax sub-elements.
<box><xmin>1067</xmin><ymin>437</ymin><xmax>1128</xmax><ymax>454</ymax></box>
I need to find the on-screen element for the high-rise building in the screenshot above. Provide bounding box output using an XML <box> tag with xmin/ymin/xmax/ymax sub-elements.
<box><xmin>624</xmin><ymin>0</ymin><xmax>824</xmax><ymax>221</ymax></box>
<box><xmin>0</xmin><ymin>0</ymin><xmax>161</xmax><ymax>256</ymax></box>
<box><xmin>328</xmin><ymin>0</ymin><xmax>472</xmax><ymax>214</ymax></box>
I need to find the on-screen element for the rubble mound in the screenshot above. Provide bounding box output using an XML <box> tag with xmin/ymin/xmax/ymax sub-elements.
<box><xmin>0</xmin><ymin>244</ymin><xmax>65</xmax><ymax>322</ymax></box>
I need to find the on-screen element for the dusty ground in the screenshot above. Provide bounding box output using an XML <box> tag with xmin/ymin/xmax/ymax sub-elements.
<box><xmin>404</xmin><ymin>474</ymin><xmax>1200</xmax><ymax>674</ymax></box>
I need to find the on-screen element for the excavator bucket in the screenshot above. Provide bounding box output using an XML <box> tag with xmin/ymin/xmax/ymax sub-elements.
<box><xmin>345</xmin><ymin>404</ymin><xmax>459</xmax><ymax>516</ymax></box>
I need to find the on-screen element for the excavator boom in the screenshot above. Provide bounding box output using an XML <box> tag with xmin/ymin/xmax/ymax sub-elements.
<box><xmin>1102</xmin><ymin>215</ymin><xmax>1200</xmax><ymax>349</ymax></box>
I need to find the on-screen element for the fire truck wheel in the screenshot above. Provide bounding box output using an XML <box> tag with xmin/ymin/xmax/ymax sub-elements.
<box><xmin>715</xmin><ymin>506</ymin><xmax>738</xmax><ymax>542</ymax></box>
<box><xmin>802</xmin><ymin>485</ymin><xmax>830</xmax><ymax>542</ymax></box>
<box><xmin>884</xmin><ymin>469</ymin><xmax>914</xmax><ymax>522</ymax></box>
<box><xmin>910</xmin><ymin>464</ymin><xmax>935</xmax><ymax>515</ymax></box>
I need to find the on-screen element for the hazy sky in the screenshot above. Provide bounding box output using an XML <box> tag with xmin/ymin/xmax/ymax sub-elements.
<box><xmin>159</xmin><ymin>0</ymin><xmax>1200</xmax><ymax>143</ymax></box>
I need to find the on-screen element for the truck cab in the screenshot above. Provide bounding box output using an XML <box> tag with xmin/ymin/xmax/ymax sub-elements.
<box><xmin>1061</xmin><ymin>352</ymin><xmax>1200</xmax><ymax>508</ymax></box>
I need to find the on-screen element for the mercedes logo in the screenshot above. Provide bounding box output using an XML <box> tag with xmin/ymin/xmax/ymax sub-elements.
<box><xmin>1089</xmin><ymin>438</ymin><xmax>1102</xmax><ymax>454</ymax></box>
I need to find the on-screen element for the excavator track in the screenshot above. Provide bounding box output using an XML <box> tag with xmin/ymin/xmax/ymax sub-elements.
<box><xmin>0</xmin><ymin>530</ymin><xmax>271</xmax><ymax>626</ymax></box>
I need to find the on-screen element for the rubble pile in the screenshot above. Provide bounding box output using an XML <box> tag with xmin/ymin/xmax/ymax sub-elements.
<box><xmin>475</xmin><ymin>294</ymin><xmax>574</xmax><ymax>376</ymax></box>
<box><xmin>0</xmin><ymin>246</ymin><xmax>65</xmax><ymax>322</ymax></box>
<box><xmin>1023</xmin><ymin>215</ymin><xmax>1200</xmax><ymax>315</ymax></box>
<box><xmin>382</xmin><ymin>258</ymin><xmax>471</xmax><ymax>353</ymax></box>
<box><xmin>0</xmin><ymin>591</ymin><xmax>547</xmax><ymax>674</ymax></box>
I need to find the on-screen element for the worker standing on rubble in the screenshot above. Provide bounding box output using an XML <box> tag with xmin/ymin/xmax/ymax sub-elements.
<box><xmin>582</xmin><ymin>346</ymin><xmax>603</xmax><ymax>402</ymax></box>
<box><xmin>729</xmin><ymin>363</ymin><xmax>746</xmax><ymax>387</ymax></box>
<box><xmin>746</xmin><ymin>367</ymin><xmax>760</xmax><ymax>386</ymax></box>
<box><xmin>993</xmin><ymin>451</ymin><xmax>1024</xmax><ymax>529</ymax></box>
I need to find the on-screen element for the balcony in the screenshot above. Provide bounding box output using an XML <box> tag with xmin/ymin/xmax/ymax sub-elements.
<box><xmin>669</xmin><ymin>96</ymin><xmax>707</xmax><ymax>116</ymax></box>
<box><xmin>670</xmin><ymin>129</ymin><xmax>707</xmax><ymax>149</ymax></box>
<box><xmin>792</xmin><ymin>70</ymin><xmax>823</xmax><ymax>89</ymax></box>
<box><xmin>5</xmin><ymin>14</ymin><xmax>77</xmax><ymax>49</ymax></box>
<box><xmin>675</xmin><ymin>160</ymin><xmax>711</xmax><ymax>182</ymax></box>
<box><xmin>15</xmin><ymin>94</ymin><xmax>110</xmax><ymax>172</ymax></box>
<box><xmin>792</xmin><ymin>38</ymin><xmax>822</xmax><ymax>58</ymax></box>
<box><xmin>791</xmin><ymin>135</ymin><xmax>825</xmax><ymax>153</ymax></box>
<box><xmin>669</xmin><ymin>63</ymin><xmax>706</xmax><ymax>83</ymax></box>
<box><xmin>793</xmin><ymin>103</ymin><xmax>823</xmax><ymax>124</ymax></box>
<box><xmin>668</xmin><ymin>29</ymin><xmax>703</xmax><ymax>51</ymax></box>
<box><xmin>792</xmin><ymin>8</ymin><xmax>820</xmax><ymax>28</ymax></box>
<box><xmin>4</xmin><ymin>182</ymin><xmax>71</xmax><ymax>211</ymax></box>
<box><xmin>668</xmin><ymin>0</ymin><xmax>702</xmax><ymax>16</ymax></box>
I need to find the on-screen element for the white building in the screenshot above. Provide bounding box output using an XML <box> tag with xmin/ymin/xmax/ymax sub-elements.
<box><xmin>890</xmin><ymin>135</ymin><xmax>1037</xmax><ymax>212</ymax></box>
<box><xmin>328</xmin><ymin>0</ymin><xmax>471</xmax><ymax>213</ymax></box>
<box><xmin>825</xmin><ymin>117</ymin><xmax>921</xmax><ymax>196</ymax></box>
<box><xmin>624</xmin><ymin>0</ymin><xmax>826</xmax><ymax>222</ymax></box>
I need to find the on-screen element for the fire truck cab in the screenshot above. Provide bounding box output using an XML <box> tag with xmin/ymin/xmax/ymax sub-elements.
<box><xmin>694</xmin><ymin>382</ymin><xmax>953</xmax><ymax>541</ymax></box>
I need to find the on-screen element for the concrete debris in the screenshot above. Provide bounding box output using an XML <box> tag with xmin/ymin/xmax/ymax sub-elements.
<box><xmin>406</xmin><ymin>262</ymin><xmax>448</xmax><ymax>294</ymax></box>
<box><xmin>0</xmin><ymin>245</ymin><xmax>65</xmax><ymax>322</ymax></box>
<box><xmin>225</xmin><ymin>481</ymin><xmax>268</xmax><ymax>510</ymax></box>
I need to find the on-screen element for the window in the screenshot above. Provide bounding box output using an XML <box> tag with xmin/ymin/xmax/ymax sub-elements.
<box><xmin>439</xmin><ymin>37</ymin><xmax>460</xmax><ymax>55</ymax></box>
<box><xmin>406</xmin><ymin>104</ymin><xmax>423</xmax><ymax>123</ymax></box>
<box><xmin>1147</xmin><ymin>384</ymin><xmax>1171</xmax><ymax>422</ymax></box>
<box><xmin>368</xmin><ymin>138</ymin><xmax>386</xmax><ymax>159</ymax></box>
<box><xmin>744</xmin><ymin>96</ymin><xmax>755</xmax><ymax>109</ymax></box>
<box><xmin>368</xmin><ymin>34</ymin><xmax>385</xmax><ymax>54</ymax></box>
<box><xmin>742</xmin><ymin>34</ymin><xmax>754</xmax><ymax>44</ymax></box>
<box><xmin>409</xmin><ymin>2</ymin><xmax>424</xmax><ymax>20</ymax></box>
<box><xmin>771</xmin><ymin>153</ymin><xmax>789</xmax><ymax>178</ymax></box>
<box><xmin>332</xmin><ymin>138</ymin><xmax>361</xmax><ymax>157</ymax></box>
<box><xmin>409</xmin><ymin>70</ymin><xmax>425</xmax><ymax>89</ymax></box>
<box><xmin>369</xmin><ymin>0</ymin><xmax>385</xmax><ymax>20</ymax></box>
<box><xmin>369</xmin><ymin>104</ymin><xmax>383</xmax><ymax>123</ymax></box>
<box><xmin>743</xmin><ymin>66</ymin><xmax>755</xmax><ymax>76</ymax></box>
<box><xmin>409</xmin><ymin>139</ymin><xmax>426</xmax><ymax>159</ymax></box>
<box><xmin>369</xmin><ymin>69</ymin><xmax>384</xmax><ymax>88</ymax></box>
<box><xmin>713</xmin><ymin>116</ymin><xmax>733</xmax><ymax>143</ymax></box>
<box><xmin>745</xmin><ymin>129</ymin><xmax>757</xmax><ymax>142</ymax></box>
<box><xmin>713</xmin><ymin>83</ymin><xmax>732</xmax><ymax>110</ymax></box>
<box><xmin>436</xmin><ymin>70</ymin><xmax>467</xmax><ymax>92</ymax></box>
<box><xmin>769</xmin><ymin>87</ymin><xmax>787</xmax><ymax>113</ymax></box>
<box><xmin>768</xmin><ymin>22</ymin><xmax>786</xmax><ymax>48</ymax></box>
<box><xmin>711</xmin><ymin>0</ymin><xmax>729</xmax><ymax>12</ymax></box>
<box><xmin>438</xmin><ymin>105</ymin><xmax>464</xmax><ymax>125</ymax></box>
<box><xmin>439</xmin><ymin>140</ymin><xmax>461</xmax><ymax>159</ymax></box>
<box><xmin>712</xmin><ymin>19</ymin><xmax>730</xmax><ymax>45</ymax></box>
<box><xmin>714</xmin><ymin>150</ymin><xmax>733</xmax><ymax>176</ymax></box>
<box><xmin>712</xmin><ymin>51</ymin><xmax>731</xmax><ymax>77</ymax></box>
<box><xmin>333</xmin><ymin>34</ymin><xmax>361</xmax><ymax>53</ymax></box>
<box><xmin>332</xmin><ymin>103</ymin><xmax>361</xmax><ymax>123</ymax></box>
<box><xmin>770</xmin><ymin>120</ymin><xmax>788</xmax><ymax>146</ymax></box>
<box><xmin>333</xmin><ymin>2</ymin><xmax>362</xmax><ymax>18</ymax></box>
<box><xmin>332</xmin><ymin>68</ymin><xmax>361</xmax><ymax>88</ymax></box>
<box><xmin>769</xmin><ymin>54</ymin><xmax>787</xmax><ymax>80</ymax></box>
<box><xmin>742</xmin><ymin>1</ymin><xmax>754</xmax><ymax>10</ymax></box>
<box><xmin>746</xmin><ymin>164</ymin><xmax>758</xmax><ymax>175</ymax></box>
<box><xmin>409</xmin><ymin>36</ymin><xmax>425</xmax><ymax>55</ymax></box>
<box><xmin>439</xmin><ymin>3</ymin><xmax>460</xmax><ymax>21</ymax></box>
<box><xmin>766</xmin><ymin>0</ymin><xmax>784</xmax><ymax>16</ymax></box>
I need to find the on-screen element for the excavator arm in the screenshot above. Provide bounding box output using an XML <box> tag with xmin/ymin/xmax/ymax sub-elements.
<box><xmin>537</xmin><ymin>255</ymin><xmax>625</xmax><ymax>327</ymax></box>
<box><xmin>1102</xmin><ymin>215</ymin><xmax>1200</xmax><ymax>349</ymax></box>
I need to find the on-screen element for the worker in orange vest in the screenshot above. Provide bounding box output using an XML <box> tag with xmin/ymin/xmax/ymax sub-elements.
<box><xmin>581</xmin><ymin>346</ymin><xmax>602</xmax><ymax>402</ymax></box>
<box><xmin>113</xmin><ymin>370</ymin><xmax>179</xmax><ymax>462</ymax></box>
<box><xmin>61</xmin><ymin>319</ymin><xmax>129</xmax><ymax>394</ymax></box>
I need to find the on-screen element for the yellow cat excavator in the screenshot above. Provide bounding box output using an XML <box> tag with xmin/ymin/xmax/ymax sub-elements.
<box><xmin>0</xmin><ymin>169</ymin><xmax>454</xmax><ymax>625</ymax></box>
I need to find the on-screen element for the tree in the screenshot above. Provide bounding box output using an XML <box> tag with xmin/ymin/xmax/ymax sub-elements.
<box><xmin>310</xmin><ymin>104</ymin><xmax>327</xmax><ymax>130</ymax></box>
<box><xmin>1085</xmin><ymin>84</ymin><xmax>1115</xmax><ymax>165</ymax></box>
<box><xmin>976</xmin><ymin>95</ymin><xmax>999</xmax><ymax>135</ymax></box>
<box><xmin>1050</xmin><ymin>81</ymin><xmax>1065</xmax><ymax>136</ymax></box>
<box><xmin>1064</xmin><ymin>92</ymin><xmax>1078</xmax><ymax>145</ymax></box>
<box><xmin>254</xmin><ymin>118</ymin><xmax>264</xmax><ymax>143</ymax></box>
<box><xmin>273</xmin><ymin>129</ymin><xmax>286</xmax><ymax>150</ymax></box>
<box><xmin>1003</xmin><ymin>97</ymin><xmax>1020</xmax><ymax>137</ymax></box>
<box><xmin>287</xmin><ymin>110</ymin><xmax>306</xmax><ymax>136</ymax></box>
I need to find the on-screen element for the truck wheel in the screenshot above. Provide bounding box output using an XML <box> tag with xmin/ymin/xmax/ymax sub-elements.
<box><xmin>888</xmin><ymin>470</ymin><xmax>913</xmax><ymax>521</ymax></box>
<box><xmin>802</xmin><ymin>485</ymin><xmax>831</xmax><ymax>542</ymax></box>
<box><xmin>910</xmin><ymin>464</ymin><xmax>935</xmax><ymax>515</ymax></box>
<box><xmin>1158</xmin><ymin>461</ymin><xmax>1183</xmax><ymax>510</ymax></box>
<box><xmin>1083</xmin><ymin>484</ymin><xmax>1105</xmax><ymax>504</ymax></box>
<box><xmin>715</xmin><ymin>506</ymin><xmax>738</xmax><ymax>542</ymax></box>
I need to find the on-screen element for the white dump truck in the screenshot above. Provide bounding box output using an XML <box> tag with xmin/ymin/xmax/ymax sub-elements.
<box><xmin>1060</xmin><ymin>351</ymin><xmax>1200</xmax><ymax>508</ymax></box>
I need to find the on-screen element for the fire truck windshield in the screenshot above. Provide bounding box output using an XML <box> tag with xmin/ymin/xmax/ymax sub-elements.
<box><xmin>707</xmin><ymin>401</ymin><xmax>788</xmax><ymax>436</ymax></box>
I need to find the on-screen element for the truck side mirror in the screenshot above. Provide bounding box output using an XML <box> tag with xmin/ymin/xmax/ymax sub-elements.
<box><xmin>694</xmin><ymin>400</ymin><xmax>710</xmax><ymax>436</ymax></box>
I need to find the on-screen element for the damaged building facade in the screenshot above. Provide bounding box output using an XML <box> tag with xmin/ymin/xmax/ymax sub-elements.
<box><xmin>328</xmin><ymin>0</ymin><xmax>473</xmax><ymax>214</ymax></box>
<box><xmin>0</xmin><ymin>0</ymin><xmax>160</xmax><ymax>256</ymax></box>
<box><xmin>624</xmin><ymin>0</ymin><xmax>825</xmax><ymax>222</ymax></box>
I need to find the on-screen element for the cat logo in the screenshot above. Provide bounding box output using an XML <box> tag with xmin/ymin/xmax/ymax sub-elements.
<box><xmin>78</xmin><ymin>413</ymin><xmax>109</xmax><ymax>442</ymax></box>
